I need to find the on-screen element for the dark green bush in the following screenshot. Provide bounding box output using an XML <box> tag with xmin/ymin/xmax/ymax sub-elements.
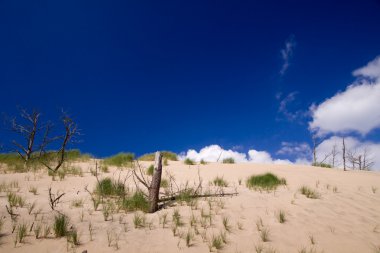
<box><xmin>123</xmin><ymin>191</ymin><xmax>149</xmax><ymax>212</ymax></box>
<box><xmin>222</xmin><ymin>158</ymin><xmax>235</xmax><ymax>164</ymax></box>
<box><xmin>246</xmin><ymin>173</ymin><xmax>286</xmax><ymax>191</ymax></box>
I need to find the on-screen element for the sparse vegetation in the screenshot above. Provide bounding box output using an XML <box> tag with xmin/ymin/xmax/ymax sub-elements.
<box><xmin>260</xmin><ymin>227</ymin><xmax>270</xmax><ymax>242</ymax></box>
<box><xmin>184</xmin><ymin>158</ymin><xmax>195</xmax><ymax>165</ymax></box>
<box><xmin>222</xmin><ymin>157</ymin><xmax>235</xmax><ymax>164</ymax></box>
<box><xmin>222</xmin><ymin>216</ymin><xmax>232</xmax><ymax>232</ymax></box>
<box><xmin>213</xmin><ymin>176</ymin><xmax>229</xmax><ymax>187</ymax></box>
<box><xmin>7</xmin><ymin>192</ymin><xmax>26</xmax><ymax>207</ymax></box>
<box><xmin>246</xmin><ymin>173</ymin><xmax>286</xmax><ymax>191</ymax></box>
<box><xmin>276</xmin><ymin>210</ymin><xmax>286</xmax><ymax>223</ymax></box>
<box><xmin>133</xmin><ymin>212</ymin><xmax>146</xmax><ymax>228</ymax></box>
<box><xmin>146</xmin><ymin>164</ymin><xmax>154</xmax><ymax>176</ymax></box>
<box><xmin>103</xmin><ymin>152</ymin><xmax>135</xmax><ymax>167</ymax></box>
<box><xmin>138</xmin><ymin>151</ymin><xmax>178</xmax><ymax>161</ymax></box>
<box><xmin>123</xmin><ymin>191</ymin><xmax>149</xmax><ymax>212</ymax></box>
<box><xmin>29</xmin><ymin>186</ymin><xmax>38</xmax><ymax>195</ymax></box>
<box><xmin>95</xmin><ymin>177</ymin><xmax>125</xmax><ymax>197</ymax></box>
<box><xmin>312</xmin><ymin>162</ymin><xmax>332</xmax><ymax>168</ymax></box>
<box><xmin>16</xmin><ymin>222</ymin><xmax>28</xmax><ymax>243</ymax></box>
<box><xmin>54</xmin><ymin>214</ymin><xmax>69</xmax><ymax>237</ymax></box>
<box><xmin>299</xmin><ymin>186</ymin><xmax>320</xmax><ymax>199</ymax></box>
<box><xmin>372</xmin><ymin>186</ymin><xmax>378</xmax><ymax>194</ymax></box>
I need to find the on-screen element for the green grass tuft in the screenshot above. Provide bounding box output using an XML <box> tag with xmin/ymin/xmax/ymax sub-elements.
<box><xmin>95</xmin><ymin>177</ymin><xmax>125</xmax><ymax>197</ymax></box>
<box><xmin>146</xmin><ymin>165</ymin><xmax>154</xmax><ymax>176</ymax></box>
<box><xmin>103</xmin><ymin>152</ymin><xmax>135</xmax><ymax>167</ymax></box>
<box><xmin>246</xmin><ymin>173</ymin><xmax>286</xmax><ymax>191</ymax></box>
<box><xmin>184</xmin><ymin>158</ymin><xmax>195</xmax><ymax>165</ymax></box>
<box><xmin>54</xmin><ymin>214</ymin><xmax>69</xmax><ymax>237</ymax></box>
<box><xmin>123</xmin><ymin>191</ymin><xmax>149</xmax><ymax>212</ymax></box>
<box><xmin>299</xmin><ymin>186</ymin><xmax>320</xmax><ymax>199</ymax></box>
<box><xmin>138</xmin><ymin>151</ymin><xmax>178</xmax><ymax>161</ymax></box>
<box><xmin>222</xmin><ymin>157</ymin><xmax>235</xmax><ymax>164</ymax></box>
<box><xmin>213</xmin><ymin>176</ymin><xmax>228</xmax><ymax>187</ymax></box>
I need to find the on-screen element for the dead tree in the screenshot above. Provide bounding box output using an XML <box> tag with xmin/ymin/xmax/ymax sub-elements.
<box><xmin>133</xmin><ymin>151</ymin><xmax>238</xmax><ymax>213</ymax></box>
<box><xmin>41</xmin><ymin>113</ymin><xmax>79</xmax><ymax>173</ymax></box>
<box><xmin>342</xmin><ymin>137</ymin><xmax>346</xmax><ymax>171</ymax></box>
<box><xmin>149</xmin><ymin>152</ymin><xmax>163</xmax><ymax>212</ymax></box>
<box><xmin>10</xmin><ymin>108</ymin><xmax>41</xmax><ymax>163</ymax></box>
<box><xmin>362</xmin><ymin>147</ymin><xmax>374</xmax><ymax>170</ymax></box>
<box><xmin>330</xmin><ymin>144</ymin><xmax>339</xmax><ymax>168</ymax></box>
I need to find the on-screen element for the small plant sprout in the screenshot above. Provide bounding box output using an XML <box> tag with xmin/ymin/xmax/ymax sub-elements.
<box><xmin>309</xmin><ymin>234</ymin><xmax>316</xmax><ymax>245</ymax></box>
<box><xmin>256</xmin><ymin>217</ymin><xmax>264</xmax><ymax>231</ymax></box>
<box><xmin>211</xmin><ymin>234</ymin><xmax>223</xmax><ymax>250</ymax></box>
<box><xmin>88</xmin><ymin>222</ymin><xmax>94</xmax><ymax>241</ymax></box>
<box><xmin>222</xmin><ymin>216</ymin><xmax>232</xmax><ymax>232</ymax></box>
<box><xmin>133</xmin><ymin>212</ymin><xmax>146</xmax><ymax>229</ymax></box>
<box><xmin>172</xmin><ymin>209</ymin><xmax>183</xmax><ymax>227</ymax></box>
<box><xmin>372</xmin><ymin>186</ymin><xmax>378</xmax><ymax>194</ymax></box>
<box><xmin>185</xmin><ymin>229</ymin><xmax>194</xmax><ymax>247</ymax></box>
<box><xmin>29</xmin><ymin>186</ymin><xmax>38</xmax><ymax>195</ymax></box>
<box><xmin>260</xmin><ymin>227</ymin><xmax>270</xmax><ymax>242</ymax></box>
<box><xmin>16</xmin><ymin>222</ymin><xmax>28</xmax><ymax>243</ymax></box>
<box><xmin>299</xmin><ymin>186</ymin><xmax>320</xmax><ymax>199</ymax></box>
<box><xmin>333</xmin><ymin>186</ymin><xmax>338</xmax><ymax>193</ymax></box>
<box><xmin>276</xmin><ymin>210</ymin><xmax>286</xmax><ymax>223</ymax></box>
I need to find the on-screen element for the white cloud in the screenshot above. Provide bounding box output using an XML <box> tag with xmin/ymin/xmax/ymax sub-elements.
<box><xmin>353</xmin><ymin>56</ymin><xmax>380</xmax><ymax>82</ymax></box>
<box><xmin>315</xmin><ymin>136</ymin><xmax>380</xmax><ymax>171</ymax></box>
<box><xmin>280</xmin><ymin>35</ymin><xmax>296</xmax><ymax>75</ymax></box>
<box><xmin>310</xmin><ymin>56</ymin><xmax>380</xmax><ymax>136</ymax></box>
<box><xmin>248</xmin><ymin>149</ymin><xmax>292</xmax><ymax>165</ymax></box>
<box><xmin>180</xmin><ymin>145</ymin><xmax>292</xmax><ymax>165</ymax></box>
<box><xmin>309</xmin><ymin>82</ymin><xmax>380</xmax><ymax>136</ymax></box>
<box><xmin>181</xmin><ymin>145</ymin><xmax>247</xmax><ymax>163</ymax></box>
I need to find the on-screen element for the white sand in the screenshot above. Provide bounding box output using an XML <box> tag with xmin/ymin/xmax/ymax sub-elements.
<box><xmin>0</xmin><ymin>161</ymin><xmax>380</xmax><ymax>253</ymax></box>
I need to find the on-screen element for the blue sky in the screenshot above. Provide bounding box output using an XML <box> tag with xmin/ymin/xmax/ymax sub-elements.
<box><xmin>1</xmin><ymin>1</ymin><xmax>380</xmax><ymax>167</ymax></box>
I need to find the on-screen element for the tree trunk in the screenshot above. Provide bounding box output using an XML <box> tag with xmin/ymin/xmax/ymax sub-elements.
<box><xmin>148</xmin><ymin>151</ymin><xmax>163</xmax><ymax>213</ymax></box>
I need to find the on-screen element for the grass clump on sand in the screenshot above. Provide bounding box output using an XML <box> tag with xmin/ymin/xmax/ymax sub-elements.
<box><xmin>103</xmin><ymin>152</ymin><xmax>135</xmax><ymax>167</ymax></box>
<box><xmin>123</xmin><ymin>191</ymin><xmax>149</xmax><ymax>212</ymax></box>
<box><xmin>54</xmin><ymin>214</ymin><xmax>69</xmax><ymax>237</ymax></box>
<box><xmin>213</xmin><ymin>176</ymin><xmax>228</xmax><ymax>187</ymax></box>
<box><xmin>138</xmin><ymin>151</ymin><xmax>178</xmax><ymax>161</ymax></box>
<box><xmin>222</xmin><ymin>157</ymin><xmax>235</xmax><ymax>164</ymax></box>
<box><xmin>246</xmin><ymin>173</ymin><xmax>286</xmax><ymax>191</ymax></box>
<box><xmin>95</xmin><ymin>178</ymin><xmax>125</xmax><ymax>197</ymax></box>
<box><xmin>299</xmin><ymin>186</ymin><xmax>320</xmax><ymax>199</ymax></box>
<box><xmin>312</xmin><ymin>162</ymin><xmax>332</xmax><ymax>168</ymax></box>
<box><xmin>184</xmin><ymin>158</ymin><xmax>195</xmax><ymax>165</ymax></box>
<box><xmin>146</xmin><ymin>165</ymin><xmax>154</xmax><ymax>176</ymax></box>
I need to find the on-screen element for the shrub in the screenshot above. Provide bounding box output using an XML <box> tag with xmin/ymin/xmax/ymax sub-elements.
<box><xmin>200</xmin><ymin>159</ymin><xmax>207</xmax><ymax>165</ymax></box>
<box><xmin>95</xmin><ymin>178</ymin><xmax>125</xmax><ymax>197</ymax></box>
<box><xmin>54</xmin><ymin>214</ymin><xmax>69</xmax><ymax>237</ymax></box>
<box><xmin>146</xmin><ymin>165</ymin><xmax>154</xmax><ymax>176</ymax></box>
<box><xmin>138</xmin><ymin>151</ymin><xmax>178</xmax><ymax>161</ymax></box>
<box><xmin>133</xmin><ymin>212</ymin><xmax>146</xmax><ymax>228</ymax></box>
<box><xmin>222</xmin><ymin>157</ymin><xmax>235</xmax><ymax>164</ymax></box>
<box><xmin>276</xmin><ymin>210</ymin><xmax>286</xmax><ymax>223</ymax></box>
<box><xmin>312</xmin><ymin>162</ymin><xmax>332</xmax><ymax>168</ymax></box>
<box><xmin>184</xmin><ymin>158</ymin><xmax>195</xmax><ymax>165</ymax></box>
<box><xmin>213</xmin><ymin>176</ymin><xmax>228</xmax><ymax>187</ymax></box>
<box><xmin>123</xmin><ymin>191</ymin><xmax>149</xmax><ymax>212</ymax></box>
<box><xmin>103</xmin><ymin>152</ymin><xmax>135</xmax><ymax>167</ymax></box>
<box><xmin>299</xmin><ymin>186</ymin><xmax>320</xmax><ymax>199</ymax></box>
<box><xmin>246</xmin><ymin>173</ymin><xmax>286</xmax><ymax>191</ymax></box>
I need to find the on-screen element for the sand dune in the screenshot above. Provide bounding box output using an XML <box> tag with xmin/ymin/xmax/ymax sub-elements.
<box><xmin>0</xmin><ymin>161</ymin><xmax>379</xmax><ymax>253</ymax></box>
